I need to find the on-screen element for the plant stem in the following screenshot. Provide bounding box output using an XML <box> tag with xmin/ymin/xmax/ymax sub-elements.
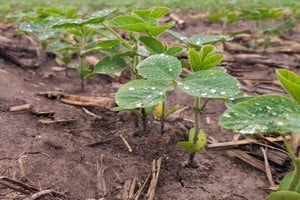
<box><xmin>79</xmin><ymin>28</ymin><xmax>87</xmax><ymax>92</ymax></box>
<box><xmin>193</xmin><ymin>97</ymin><xmax>200</xmax><ymax>144</ymax></box>
<box><xmin>188</xmin><ymin>97</ymin><xmax>200</xmax><ymax>166</ymax></box>
<box><xmin>283</xmin><ymin>135</ymin><xmax>300</xmax><ymax>191</ymax></box>
<box><xmin>160</xmin><ymin>101</ymin><xmax>165</xmax><ymax>135</ymax></box>
<box><xmin>79</xmin><ymin>54</ymin><xmax>84</xmax><ymax>92</ymax></box>
<box><xmin>102</xmin><ymin>23</ymin><xmax>132</xmax><ymax>50</ymax></box>
<box><xmin>142</xmin><ymin>108</ymin><xmax>148</xmax><ymax>132</ymax></box>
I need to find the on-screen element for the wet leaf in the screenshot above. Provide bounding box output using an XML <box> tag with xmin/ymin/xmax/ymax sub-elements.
<box><xmin>93</xmin><ymin>56</ymin><xmax>126</xmax><ymax>74</ymax></box>
<box><xmin>168</xmin><ymin>30</ymin><xmax>232</xmax><ymax>47</ymax></box>
<box><xmin>276</xmin><ymin>113</ymin><xmax>300</xmax><ymax>133</ymax></box>
<box><xmin>178</xmin><ymin>69</ymin><xmax>241</xmax><ymax>99</ymax></box>
<box><xmin>220</xmin><ymin>95</ymin><xmax>300</xmax><ymax>134</ymax></box>
<box><xmin>81</xmin><ymin>39</ymin><xmax>120</xmax><ymax>55</ymax></box>
<box><xmin>165</xmin><ymin>46</ymin><xmax>184</xmax><ymax>56</ymax></box>
<box><xmin>137</xmin><ymin>54</ymin><xmax>182</xmax><ymax>81</ymax></box>
<box><xmin>109</xmin><ymin>15</ymin><xmax>147</xmax><ymax>31</ymax></box>
<box><xmin>52</xmin><ymin>18</ymin><xmax>86</xmax><ymax>28</ymax></box>
<box><xmin>84</xmin><ymin>9</ymin><xmax>116</xmax><ymax>24</ymax></box>
<box><xmin>139</xmin><ymin>36</ymin><xmax>165</xmax><ymax>54</ymax></box>
<box><xmin>167</xmin><ymin>30</ymin><xmax>190</xmax><ymax>43</ymax></box>
<box><xmin>47</xmin><ymin>42</ymin><xmax>74</xmax><ymax>52</ymax></box>
<box><xmin>188</xmin><ymin>35</ymin><xmax>232</xmax><ymax>47</ymax></box>
<box><xmin>277</xmin><ymin>69</ymin><xmax>300</xmax><ymax>104</ymax></box>
<box><xmin>114</xmin><ymin>80</ymin><xmax>172</xmax><ymax>110</ymax></box>
<box><xmin>267</xmin><ymin>191</ymin><xmax>300</xmax><ymax>200</ymax></box>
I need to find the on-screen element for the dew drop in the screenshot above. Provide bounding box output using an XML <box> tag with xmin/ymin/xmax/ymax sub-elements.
<box><xmin>129</xmin><ymin>87</ymin><xmax>135</xmax><ymax>91</ymax></box>
<box><xmin>223</xmin><ymin>112</ymin><xmax>231</xmax><ymax>118</ymax></box>
<box><xmin>136</xmin><ymin>103</ymin><xmax>142</xmax><ymax>107</ymax></box>
<box><xmin>220</xmin><ymin>91</ymin><xmax>226</xmax><ymax>95</ymax></box>
<box><xmin>168</xmin><ymin>68</ymin><xmax>173</xmax><ymax>72</ymax></box>
<box><xmin>151</xmin><ymin>87</ymin><xmax>156</xmax><ymax>90</ymax></box>
<box><xmin>277</xmin><ymin>121</ymin><xmax>284</xmax><ymax>126</ymax></box>
<box><xmin>184</xmin><ymin>86</ymin><xmax>190</xmax><ymax>90</ymax></box>
<box><xmin>266</xmin><ymin>106</ymin><xmax>272</xmax><ymax>110</ymax></box>
<box><xmin>210</xmin><ymin>89</ymin><xmax>216</xmax><ymax>93</ymax></box>
<box><xmin>201</xmin><ymin>93</ymin><xmax>207</xmax><ymax>96</ymax></box>
<box><xmin>159</xmin><ymin>92</ymin><xmax>164</xmax><ymax>95</ymax></box>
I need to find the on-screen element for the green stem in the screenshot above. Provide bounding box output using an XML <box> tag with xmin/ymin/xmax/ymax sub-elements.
<box><xmin>160</xmin><ymin>101</ymin><xmax>165</xmax><ymax>135</ymax></box>
<box><xmin>79</xmin><ymin>33</ymin><xmax>86</xmax><ymax>92</ymax></box>
<box><xmin>283</xmin><ymin>135</ymin><xmax>300</xmax><ymax>191</ymax></box>
<box><xmin>193</xmin><ymin>97</ymin><xmax>200</xmax><ymax>144</ymax></box>
<box><xmin>102</xmin><ymin>23</ymin><xmax>132</xmax><ymax>50</ymax></box>
<box><xmin>189</xmin><ymin>97</ymin><xmax>200</xmax><ymax>166</ymax></box>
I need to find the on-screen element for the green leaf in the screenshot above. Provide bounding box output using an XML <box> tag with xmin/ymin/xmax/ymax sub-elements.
<box><xmin>149</xmin><ymin>7</ymin><xmax>170</xmax><ymax>18</ymax></box>
<box><xmin>165</xmin><ymin>46</ymin><xmax>184</xmax><ymax>56</ymax></box>
<box><xmin>114</xmin><ymin>80</ymin><xmax>172</xmax><ymax>110</ymax></box>
<box><xmin>139</xmin><ymin>36</ymin><xmax>165</xmax><ymax>54</ymax></box>
<box><xmin>112</xmin><ymin>17</ymin><xmax>172</xmax><ymax>36</ymax></box>
<box><xmin>132</xmin><ymin>9</ymin><xmax>157</xmax><ymax>26</ymax></box>
<box><xmin>242</xmin><ymin>8</ymin><xmax>283</xmax><ymax>21</ymax></box>
<box><xmin>137</xmin><ymin>54</ymin><xmax>182</xmax><ymax>81</ymax></box>
<box><xmin>84</xmin><ymin>9</ymin><xmax>116</xmax><ymax>24</ymax></box>
<box><xmin>220</xmin><ymin>95</ymin><xmax>300</xmax><ymax>134</ymax></box>
<box><xmin>109</xmin><ymin>15</ymin><xmax>147</xmax><ymax>32</ymax></box>
<box><xmin>206</xmin><ymin>8</ymin><xmax>240</xmax><ymax>24</ymax></box>
<box><xmin>276</xmin><ymin>113</ymin><xmax>300</xmax><ymax>133</ymax></box>
<box><xmin>267</xmin><ymin>191</ymin><xmax>300</xmax><ymax>200</ymax></box>
<box><xmin>81</xmin><ymin>39</ymin><xmax>120</xmax><ymax>55</ymax></box>
<box><xmin>225</xmin><ymin>96</ymin><xmax>253</xmax><ymax>108</ymax></box>
<box><xmin>47</xmin><ymin>42</ymin><xmax>74</xmax><ymax>52</ymax></box>
<box><xmin>52</xmin><ymin>18</ymin><xmax>86</xmax><ymax>28</ymax></box>
<box><xmin>188</xmin><ymin>45</ymin><xmax>224</xmax><ymax>71</ymax></box>
<box><xmin>167</xmin><ymin>30</ymin><xmax>190</xmax><ymax>43</ymax></box>
<box><xmin>93</xmin><ymin>56</ymin><xmax>126</xmax><ymax>74</ymax></box>
<box><xmin>177</xmin><ymin>128</ymin><xmax>207</xmax><ymax>154</ymax></box>
<box><xmin>188</xmin><ymin>35</ymin><xmax>232</xmax><ymax>47</ymax></box>
<box><xmin>76</xmin><ymin>65</ymin><xmax>91</xmax><ymax>77</ymax></box>
<box><xmin>20</xmin><ymin>21</ymin><xmax>48</xmax><ymax>32</ymax></box>
<box><xmin>146</xmin><ymin>22</ymin><xmax>174</xmax><ymax>37</ymax></box>
<box><xmin>188</xmin><ymin>48</ymin><xmax>202</xmax><ymax>71</ymax></box>
<box><xmin>178</xmin><ymin>69</ymin><xmax>241</xmax><ymax>99</ymax></box>
<box><xmin>279</xmin><ymin>171</ymin><xmax>300</xmax><ymax>192</ymax></box>
<box><xmin>167</xmin><ymin>30</ymin><xmax>232</xmax><ymax>47</ymax></box>
<box><xmin>276</xmin><ymin>69</ymin><xmax>300</xmax><ymax>104</ymax></box>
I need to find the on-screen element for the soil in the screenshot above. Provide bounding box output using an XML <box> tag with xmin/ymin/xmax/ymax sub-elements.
<box><xmin>1</xmin><ymin>10</ymin><xmax>300</xmax><ymax>200</ymax></box>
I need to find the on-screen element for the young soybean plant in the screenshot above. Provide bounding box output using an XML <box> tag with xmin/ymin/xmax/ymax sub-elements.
<box><xmin>220</xmin><ymin>69</ymin><xmax>300</xmax><ymax>200</ymax></box>
<box><xmin>176</xmin><ymin>45</ymin><xmax>242</xmax><ymax>167</ymax></box>
<box><xmin>50</xmin><ymin>9</ymin><xmax>118</xmax><ymax>92</ymax></box>
<box><xmin>91</xmin><ymin>7</ymin><xmax>184</xmax><ymax>131</ymax></box>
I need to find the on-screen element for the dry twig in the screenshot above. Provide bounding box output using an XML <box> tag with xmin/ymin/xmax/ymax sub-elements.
<box><xmin>120</xmin><ymin>134</ymin><xmax>133</xmax><ymax>153</ymax></box>
<box><xmin>146</xmin><ymin>157</ymin><xmax>163</xmax><ymax>200</ymax></box>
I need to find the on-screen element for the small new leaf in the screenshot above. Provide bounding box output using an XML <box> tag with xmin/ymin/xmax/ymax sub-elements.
<box><xmin>276</xmin><ymin>69</ymin><xmax>300</xmax><ymax>104</ymax></box>
<box><xmin>188</xmin><ymin>45</ymin><xmax>223</xmax><ymax>71</ymax></box>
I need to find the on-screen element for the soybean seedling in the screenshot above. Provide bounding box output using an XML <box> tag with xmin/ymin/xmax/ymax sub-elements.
<box><xmin>241</xmin><ymin>8</ymin><xmax>284</xmax><ymax>49</ymax></box>
<box><xmin>220</xmin><ymin>69</ymin><xmax>300</xmax><ymax>200</ymax></box>
<box><xmin>176</xmin><ymin>45</ymin><xmax>242</xmax><ymax>167</ymax></box>
<box><xmin>206</xmin><ymin>7</ymin><xmax>240</xmax><ymax>32</ymax></box>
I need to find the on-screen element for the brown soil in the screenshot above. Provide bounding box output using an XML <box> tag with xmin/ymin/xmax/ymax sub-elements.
<box><xmin>1</xmin><ymin>10</ymin><xmax>300</xmax><ymax>200</ymax></box>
